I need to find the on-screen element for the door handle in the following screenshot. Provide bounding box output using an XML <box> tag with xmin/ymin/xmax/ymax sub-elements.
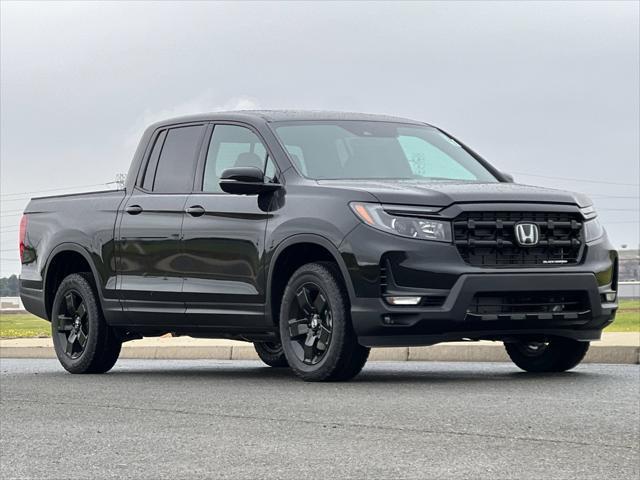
<box><xmin>185</xmin><ymin>205</ymin><xmax>206</xmax><ymax>217</ymax></box>
<box><xmin>125</xmin><ymin>204</ymin><xmax>143</xmax><ymax>215</ymax></box>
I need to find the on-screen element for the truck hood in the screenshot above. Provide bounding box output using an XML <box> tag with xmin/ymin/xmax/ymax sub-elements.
<box><xmin>315</xmin><ymin>180</ymin><xmax>592</xmax><ymax>208</ymax></box>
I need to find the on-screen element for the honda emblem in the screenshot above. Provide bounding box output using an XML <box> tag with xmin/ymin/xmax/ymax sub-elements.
<box><xmin>515</xmin><ymin>222</ymin><xmax>540</xmax><ymax>246</ymax></box>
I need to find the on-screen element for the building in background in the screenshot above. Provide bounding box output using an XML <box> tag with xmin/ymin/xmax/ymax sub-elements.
<box><xmin>619</xmin><ymin>249</ymin><xmax>639</xmax><ymax>282</ymax></box>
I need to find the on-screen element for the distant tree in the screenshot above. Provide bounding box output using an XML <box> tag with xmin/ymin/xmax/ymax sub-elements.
<box><xmin>0</xmin><ymin>275</ymin><xmax>20</xmax><ymax>296</ymax></box>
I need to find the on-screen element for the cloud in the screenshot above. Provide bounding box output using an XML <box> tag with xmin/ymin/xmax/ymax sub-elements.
<box><xmin>139</xmin><ymin>92</ymin><xmax>260</xmax><ymax>126</ymax></box>
<box><xmin>123</xmin><ymin>92</ymin><xmax>260</xmax><ymax>156</ymax></box>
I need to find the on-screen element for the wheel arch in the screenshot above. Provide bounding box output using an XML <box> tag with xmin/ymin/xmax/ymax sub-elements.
<box><xmin>266</xmin><ymin>234</ymin><xmax>355</xmax><ymax>326</ymax></box>
<box><xmin>43</xmin><ymin>243</ymin><xmax>104</xmax><ymax>320</ymax></box>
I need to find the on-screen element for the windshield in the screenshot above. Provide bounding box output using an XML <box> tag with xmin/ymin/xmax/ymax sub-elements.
<box><xmin>272</xmin><ymin>121</ymin><xmax>499</xmax><ymax>182</ymax></box>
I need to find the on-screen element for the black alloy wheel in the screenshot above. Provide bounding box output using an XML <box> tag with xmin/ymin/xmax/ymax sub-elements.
<box><xmin>51</xmin><ymin>273</ymin><xmax>122</xmax><ymax>374</ymax></box>
<box><xmin>279</xmin><ymin>262</ymin><xmax>370</xmax><ymax>382</ymax></box>
<box><xmin>287</xmin><ymin>282</ymin><xmax>333</xmax><ymax>365</ymax></box>
<box><xmin>253</xmin><ymin>341</ymin><xmax>289</xmax><ymax>367</ymax></box>
<box><xmin>257</xmin><ymin>341</ymin><xmax>284</xmax><ymax>356</ymax></box>
<box><xmin>515</xmin><ymin>341</ymin><xmax>549</xmax><ymax>357</ymax></box>
<box><xmin>504</xmin><ymin>337</ymin><xmax>590</xmax><ymax>373</ymax></box>
<box><xmin>55</xmin><ymin>290</ymin><xmax>90</xmax><ymax>359</ymax></box>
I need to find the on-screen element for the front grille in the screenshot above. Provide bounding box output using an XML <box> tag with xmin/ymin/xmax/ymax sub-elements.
<box><xmin>467</xmin><ymin>291</ymin><xmax>591</xmax><ymax>321</ymax></box>
<box><xmin>453</xmin><ymin>211</ymin><xmax>583</xmax><ymax>267</ymax></box>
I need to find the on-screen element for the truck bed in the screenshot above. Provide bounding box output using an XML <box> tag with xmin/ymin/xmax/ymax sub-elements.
<box><xmin>20</xmin><ymin>189</ymin><xmax>126</xmax><ymax>319</ymax></box>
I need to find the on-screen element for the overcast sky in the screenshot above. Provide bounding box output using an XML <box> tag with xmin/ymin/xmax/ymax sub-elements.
<box><xmin>1</xmin><ymin>1</ymin><xmax>639</xmax><ymax>276</ymax></box>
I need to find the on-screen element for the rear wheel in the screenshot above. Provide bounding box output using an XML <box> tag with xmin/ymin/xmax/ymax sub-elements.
<box><xmin>279</xmin><ymin>262</ymin><xmax>369</xmax><ymax>382</ymax></box>
<box><xmin>504</xmin><ymin>338</ymin><xmax>589</xmax><ymax>373</ymax></box>
<box><xmin>254</xmin><ymin>341</ymin><xmax>288</xmax><ymax>367</ymax></box>
<box><xmin>51</xmin><ymin>273</ymin><xmax>122</xmax><ymax>374</ymax></box>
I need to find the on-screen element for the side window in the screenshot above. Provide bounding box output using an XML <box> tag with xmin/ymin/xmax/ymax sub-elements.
<box><xmin>203</xmin><ymin>125</ymin><xmax>270</xmax><ymax>192</ymax></box>
<box><xmin>151</xmin><ymin>125</ymin><xmax>205</xmax><ymax>193</ymax></box>
<box><xmin>141</xmin><ymin>130</ymin><xmax>167</xmax><ymax>191</ymax></box>
<box><xmin>264</xmin><ymin>157</ymin><xmax>277</xmax><ymax>183</ymax></box>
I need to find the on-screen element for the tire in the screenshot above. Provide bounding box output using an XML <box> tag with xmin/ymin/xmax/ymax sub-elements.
<box><xmin>254</xmin><ymin>341</ymin><xmax>289</xmax><ymax>367</ymax></box>
<box><xmin>279</xmin><ymin>262</ymin><xmax>370</xmax><ymax>382</ymax></box>
<box><xmin>51</xmin><ymin>273</ymin><xmax>122</xmax><ymax>374</ymax></box>
<box><xmin>504</xmin><ymin>338</ymin><xmax>589</xmax><ymax>373</ymax></box>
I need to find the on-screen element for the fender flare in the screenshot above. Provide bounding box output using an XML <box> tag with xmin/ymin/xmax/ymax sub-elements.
<box><xmin>265</xmin><ymin>234</ymin><xmax>356</xmax><ymax>321</ymax></box>
<box><xmin>43</xmin><ymin>242</ymin><xmax>105</xmax><ymax>315</ymax></box>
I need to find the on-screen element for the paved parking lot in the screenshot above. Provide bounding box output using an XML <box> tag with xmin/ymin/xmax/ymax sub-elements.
<box><xmin>1</xmin><ymin>359</ymin><xmax>638</xmax><ymax>479</ymax></box>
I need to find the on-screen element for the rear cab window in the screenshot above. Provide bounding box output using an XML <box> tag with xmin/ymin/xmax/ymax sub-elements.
<box><xmin>140</xmin><ymin>124</ymin><xmax>206</xmax><ymax>193</ymax></box>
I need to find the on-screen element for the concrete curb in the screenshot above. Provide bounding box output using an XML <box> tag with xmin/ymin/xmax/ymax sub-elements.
<box><xmin>2</xmin><ymin>344</ymin><xmax>638</xmax><ymax>364</ymax></box>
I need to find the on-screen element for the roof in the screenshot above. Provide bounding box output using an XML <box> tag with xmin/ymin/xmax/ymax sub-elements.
<box><xmin>150</xmin><ymin>110</ymin><xmax>427</xmax><ymax>129</ymax></box>
<box><xmin>236</xmin><ymin>110</ymin><xmax>424</xmax><ymax>123</ymax></box>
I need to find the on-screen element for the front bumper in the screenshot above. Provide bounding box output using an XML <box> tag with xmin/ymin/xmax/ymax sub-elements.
<box><xmin>341</xmin><ymin>223</ymin><xmax>618</xmax><ymax>347</ymax></box>
<box><xmin>351</xmin><ymin>272</ymin><xmax>616</xmax><ymax>346</ymax></box>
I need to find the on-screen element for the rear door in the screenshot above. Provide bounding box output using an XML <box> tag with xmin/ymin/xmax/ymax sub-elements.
<box><xmin>180</xmin><ymin>123</ymin><xmax>278</xmax><ymax>329</ymax></box>
<box><xmin>116</xmin><ymin>123</ymin><xmax>207</xmax><ymax>325</ymax></box>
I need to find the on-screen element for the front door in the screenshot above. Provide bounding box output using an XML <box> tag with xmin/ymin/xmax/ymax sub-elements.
<box><xmin>116</xmin><ymin>123</ymin><xmax>206</xmax><ymax>326</ymax></box>
<box><xmin>180</xmin><ymin>124</ymin><xmax>277</xmax><ymax>329</ymax></box>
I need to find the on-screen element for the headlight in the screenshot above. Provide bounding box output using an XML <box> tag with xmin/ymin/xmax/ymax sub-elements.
<box><xmin>580</xmin><ymin>205</ymin><xmax>604</xmax><ymax>242</ymax></box>
<box><xmin>584</xmin><ymin>218</ymin><xmax>604</xmax><ymax>242</ymax></box>
<box><xmin>580</xmin><ymin>205</ymin><xmax>597</xmax><ymax>220</ymax></box>
<box><xmin>350</xmin><ymin>202</ymin><xmax>452</xmax><ymax>242</ymax></box>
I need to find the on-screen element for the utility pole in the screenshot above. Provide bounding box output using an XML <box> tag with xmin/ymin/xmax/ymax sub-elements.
<box><xmin>114</xmin><ymin>173</ymin><xmax>126</xmax><ymax>189</ymax></box>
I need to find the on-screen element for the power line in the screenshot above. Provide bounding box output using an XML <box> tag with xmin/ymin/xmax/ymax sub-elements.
<box><xmin>1</xmin><ymin>182</ymin><xmax>118</xmax><ymax>198</ymax></box>
<box><xmin>590</xmin><ymin>195</ymin><xmax>640</xmax><ymax>199</ymax></box>
<box><xmin>1</xmin><ymin>197</ymin><xmax>31</xmax><ymax>203</ymax></box>
<box><xmin>598</xmin><ymin>208</ymin><xmax>639</xmax><ymax>212</ymax></box>
<box><xmin>512</xmin><ymin>172</ymin><xmax>640</xmax><ymax>187</ymax></box>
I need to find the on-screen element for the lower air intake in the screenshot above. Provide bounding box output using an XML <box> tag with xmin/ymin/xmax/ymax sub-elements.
<box><xmin>466</xmin><ymin>291</ymin><xmax>591</xmax><ymax>321</ymax></box>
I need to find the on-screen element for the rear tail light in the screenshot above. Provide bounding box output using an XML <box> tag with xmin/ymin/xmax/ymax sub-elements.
<box><xmin>19</xmin><ymin>215</ymin><xmax>27</xmax><ymax>262</ymax></box>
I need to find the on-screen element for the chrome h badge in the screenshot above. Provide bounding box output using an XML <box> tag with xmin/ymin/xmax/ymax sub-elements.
<box><xmin>515</xmin><ymin>222</ymin><xmax>540</xmax><ymax>246</ymax></box>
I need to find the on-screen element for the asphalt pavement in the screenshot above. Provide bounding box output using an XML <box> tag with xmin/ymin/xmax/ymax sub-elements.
<box><xmin>1</xmin><ymin>359</ymin><xmax>639</xmax><ymax>480</ymax></box>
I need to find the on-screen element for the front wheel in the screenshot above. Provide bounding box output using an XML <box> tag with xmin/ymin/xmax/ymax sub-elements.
<box><xmin>51</xmin><ymin>273</ymin><xmax>122</xmax><ymax>374</ymax></box>
<box><xmin>279</xmin><ymin>262</ymin><xmax>369</xmax><ymax>382</ymax></box>
<box><xmin>504</xmin><ymin>338</ymin><xmax>589</xmax><ymax>373</ymax></box>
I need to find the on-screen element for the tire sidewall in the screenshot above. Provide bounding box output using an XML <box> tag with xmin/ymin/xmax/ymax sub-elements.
<box><xmin>279</xmin><ymin>266</ymin><xmax>347</xmax><ymax>378</ymax></box>
<box><xmin>51</xmin><ymin>274</ymin><xmax>102</xmax><ymax>373</ymax></box>
<box><xmin>505</xmin><ymin>338</ymin><xmax>589</xmax><ymax>372</ymax></box>
<box><xmin>254</xmin><ymin>341</ymin><xmax>289</xmax><ymax>367</ymax></box>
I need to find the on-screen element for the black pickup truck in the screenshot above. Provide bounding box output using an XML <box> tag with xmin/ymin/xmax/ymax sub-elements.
<box><xmin>19</xmin><ymin>111</ymin><xmax>618</xmax><ymax>381</ymax></box>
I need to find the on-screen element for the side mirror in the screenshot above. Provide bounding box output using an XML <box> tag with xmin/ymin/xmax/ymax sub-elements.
<box><xmin>219</xmin><ymin>167</ymin><xmax>281</xmax><ymax>195</ymax></box>
<box><xmin>501</xmin><ymin>172</ymin><xmax>515</xmax><ymax>183</ymax></box>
